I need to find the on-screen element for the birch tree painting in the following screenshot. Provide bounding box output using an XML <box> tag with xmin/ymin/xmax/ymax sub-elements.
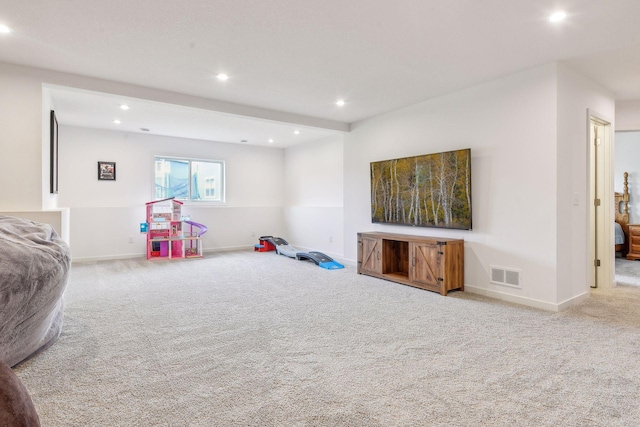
<box><xmin>370</xmin><ymin>149</ymin><xmax>472</xmax><ymax>230</ymax></box>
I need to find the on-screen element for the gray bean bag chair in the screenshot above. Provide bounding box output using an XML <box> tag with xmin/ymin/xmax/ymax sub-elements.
<box><xmin>0</xmin><ymin>215</ymin><xmax>70</xmax><ymax>367</ymax></box>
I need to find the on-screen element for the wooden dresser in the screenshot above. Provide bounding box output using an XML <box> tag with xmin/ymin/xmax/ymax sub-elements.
<box><xmin>627</xmin><ymin>224</ymin><xmax>640</xmax><ymax>260</ymax></box>
<box><xmin>357</xmin><ymin>231</ymin><xmax>464</xmax><ymax>295</ymax></box>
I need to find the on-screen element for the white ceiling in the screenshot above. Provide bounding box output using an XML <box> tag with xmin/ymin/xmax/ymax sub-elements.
<box><xmin>2</xmin><ymin>0</ymin><xmax>640</xmax><ymax>146</ymax></box>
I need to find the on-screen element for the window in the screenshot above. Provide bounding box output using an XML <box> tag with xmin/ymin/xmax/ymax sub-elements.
<box><xmin>154</xmin><ymin>156</ymin><xmax>225</xmax><ymax>202</ymax></box>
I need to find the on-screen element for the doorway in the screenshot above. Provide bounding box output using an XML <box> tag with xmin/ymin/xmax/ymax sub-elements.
<box><xmin>589</xmin><ymin>113</ymin><xmax>613</xmax><ymax>289</ymax></box>
<box><xmin>613</xmin><ymin>130</ymin><xmax>640</xmax><ymax>287</ymax></box>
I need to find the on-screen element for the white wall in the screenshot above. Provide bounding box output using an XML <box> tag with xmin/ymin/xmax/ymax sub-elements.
<box><xmin>345</xmin><ymin>63</ymin><xmax>569</xmax><ymax>310</ymax></box>
<box><xmin>0</xmin><ymin>61</ymin><xmax>342</xmax><ymax>261</ymax></box>
<box><xmin>343</xmin><ymin>62</ymin><xmax>615</xmax><ymax>310</ymax></box>
<box><xmin>556</xmin><ymin>64</ymin><xmax>615</xmax><ymax>302</ymax></box>
<box><xmin>0</xmin><ymin>64</ymin><xmax>44</xmax><ymax>210</ymax></box>
<box><xmin>59</xmin><ymin>126</ymin><xmax>287</xmax><ymax>260</ymax></box>
<box><xmin>284</xmin><ymin>134</ymin><xmax>344</xmax><ymax>259</ymax></box>
<box><xmin>615</xmin><ymin>101</ymin><xmax>640</xmax><ymax>222</ymax></box>
<box><xmin>615</xmin><ymin>131</ymin><xmax>640</xmax><ymax>223</ymax></box>
<box><xmin>616</xmin><ymin>100</ymin><xmax>640</xmax><ymax>131</ymax></box>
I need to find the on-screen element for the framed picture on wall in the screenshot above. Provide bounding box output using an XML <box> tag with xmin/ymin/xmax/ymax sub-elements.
<box><xmin>98</xmin><ymin>161</ymin><xmax>116</xmax><ymax>181</ymax></box>
<box><xmin>50</xmin><ymin>110</ymin><xmax>58</xmax><ymax>194</ymax></box>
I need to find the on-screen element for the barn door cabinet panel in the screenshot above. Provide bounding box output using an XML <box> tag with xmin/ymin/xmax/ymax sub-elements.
<box><xmin>357</xmin><ymin>232</ymin><xmax>464</xmax><ymax>296</ymax></box>
<box><xmin>358</xmin><ymin>234</ymin><xmax>383</xmax><ymax>274</ymax></box>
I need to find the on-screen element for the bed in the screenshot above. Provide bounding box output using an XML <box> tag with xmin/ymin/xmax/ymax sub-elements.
<box><xmin>0</xmin><ymin>215</ymin><xmax>70</xmax><ymax>367</ymax></box>
<box><xmin>615</xmin><ymin>172</ymin><xmax>630</xmax><ymax>256</ymax></box>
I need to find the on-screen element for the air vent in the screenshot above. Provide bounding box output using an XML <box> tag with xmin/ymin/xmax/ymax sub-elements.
<box><xmin>505</xmin><ymin>270</ymin><xmax>520</xmax><ymax>287</ymax></box>
<box><xmin>490</xmin><ymin>265</ymin><xmax>521</xmax><ymax>288</ymax></box>
<box><xmin>491</xmin><ymin>267</ymin><xmax>504</xmax><ymax>283</ymax></box>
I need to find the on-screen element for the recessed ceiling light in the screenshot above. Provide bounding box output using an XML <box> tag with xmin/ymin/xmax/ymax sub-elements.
<box><xmin>0</xmin><ymin>24</ymin><xmax>12</xmax><ymax>34</ymax></box>
<box><xmin>113</xmin><ymin>119</ymin><xmax>121</xmax><ymax>124</ymax></box>
<box><xmin>268</xmin><ymin>139</ymin><xmax>274</xmax><ymax>144</ymax></box>
<box><xmin>336</xmin><ymin>99</ymin><xmax>346</xmax><ymax>107</ymax></box>
<box><xmin>140</xmin><ymin>128</ymin><xmax>150</xmax><ymax>132</ymax></box>
<box><xmin>241</xmin><ymin>139</ymin><xmax>248</xmax><ymax>143</ymax></box>
<box><xmin>549</xmin><ymin>11</ymin><xmax>567</xmax><ymax>22</ymax></box>
<box><xmin>294</xmin><ymin>130</ymin><xmax>300</xmax><ymax>135</ymax></box>
<box><xmin>120</xmin><ymin>104</ymin><xmax>130</xmax><ymax>110</ymax></box>
<box><xmin>216</xmin><ymin>73</ymin><xmax>229</xmax><ymax>81</ymax></box>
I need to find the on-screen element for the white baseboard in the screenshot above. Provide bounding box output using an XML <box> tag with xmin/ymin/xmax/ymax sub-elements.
<box><xmin>72</xmin><ymin>245</ymin><xmax>261</xmax><ymax>263</ymax></box>
<box><xmin>556</xmin><ymin>291</ymin><xmax>590</xmax><ymax>310</ymax></box>
<box><xmin>72</xmin><ymin>253</ymin><xmax>146</xmax><ymax>264</ymax></box>
<box><xmin>203</xmin><ymin>245</ymin><xmax>254</xmax><ymax>254</ymax></box>
<box><xmin>465</xmin><ymin>285</ymin><xmax>589</xmax><ymax>312</ymax></box>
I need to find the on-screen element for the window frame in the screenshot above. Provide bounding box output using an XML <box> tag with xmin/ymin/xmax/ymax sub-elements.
<box><xmin>153</xmin><ymin>155</ymin><xmax>226</xmax><ymax>204</ymax></box>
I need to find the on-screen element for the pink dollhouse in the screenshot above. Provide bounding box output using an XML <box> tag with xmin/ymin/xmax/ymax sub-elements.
<box><xmin>145</xmin><ymin>198</ymin><xmax>207</xmax><ymax>260</ymax></box>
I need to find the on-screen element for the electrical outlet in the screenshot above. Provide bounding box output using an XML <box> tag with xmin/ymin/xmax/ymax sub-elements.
<box><xmin>329</xmin><ymin>235</ymin><xmax>333</xmax><ymax>243</ymax></box>
<box><xmin>251</xmin><ymin>231</ymin><xmax>256</xmax><ymax>237</ymax></box>
<box><xmin>128</xmin><ymin>236</ymin><xmax>134</xmax><ymax>244</ymax></box>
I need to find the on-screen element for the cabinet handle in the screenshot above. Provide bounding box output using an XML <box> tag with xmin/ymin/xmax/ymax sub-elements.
<box><xmin>376</xmin><ymin>251</ymin><xmax>381</xmax><ymax>260</ymax></box>
<box><xmin>412</xmin><ymin>257</ymin><xmax>415</xmax><ymax>267</ymax></box>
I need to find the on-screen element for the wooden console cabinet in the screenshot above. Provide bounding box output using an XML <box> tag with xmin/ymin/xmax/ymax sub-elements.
<box><xmin>357</xmin><ymin>232</ymin><xmax>464</xmax><ymax>295</ymax></box>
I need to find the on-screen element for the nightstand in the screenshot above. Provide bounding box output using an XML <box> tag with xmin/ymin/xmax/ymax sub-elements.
<box><xmin>627</xmin><ymin>224</ymin><xmax>640</xmax><ymax>260</ymax></box>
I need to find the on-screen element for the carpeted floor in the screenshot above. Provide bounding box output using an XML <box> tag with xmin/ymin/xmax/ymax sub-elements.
<box><xmin>13</xmin><ymin>251</ymin><xmax>640</xmax><ymax>426</ymax></box>
<box><xmin>615</xmin><ymin>256</ymin><xmax>640</xmax><ymax>287</ymax></box>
